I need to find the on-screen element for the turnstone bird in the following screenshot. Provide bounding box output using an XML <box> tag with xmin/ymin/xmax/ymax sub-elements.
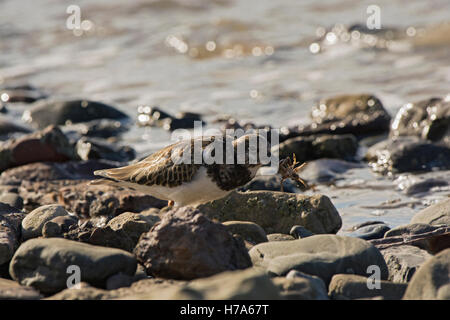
<box><xmin>91</xmin><ymin>133</ymin><xmax>307</xmax><ymax>206</ymax></box>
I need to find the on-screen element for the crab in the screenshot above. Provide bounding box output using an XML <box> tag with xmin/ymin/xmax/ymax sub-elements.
<box><xmin>278</xmin><ymin>154</ymin><xmax>308</xmax><ymax>192</ymax></box>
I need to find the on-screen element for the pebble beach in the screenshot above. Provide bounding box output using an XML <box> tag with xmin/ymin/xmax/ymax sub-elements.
<box><xmin>0</xmin><ymin>0</ymin><xmax>449</xmax><ymax>301</ymax></box>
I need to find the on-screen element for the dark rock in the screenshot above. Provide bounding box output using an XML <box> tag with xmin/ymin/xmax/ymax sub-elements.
<box><xmin>9</xmin><ymin>238</ymin><xmax>137</xmax><ymax>293</ymax></box>
<box><xmin>64</xmin><ymin>119</ymin><xmax>128</xmax><ymax>138</ymax></box>
<box><xmin>290</xmin><ymin>94</ymin><xmax>391</xmax><ymax>138</ymax></box>
<box><xmin>366</xmin><ymin>136</ymin><xmax>450</xmax><ymax>174</ymax></box>
<box><xmin>223</xmin><ymin>221</ymin><xmax>268</xmax><ymax>244</ymax></box>
<box><xmin>278</xmin><ymin>134</ymin><xmax>358</xmax><ymax>163</ymax></box>
<box><xmin>76</xmin><ymin>137</ymin><xmax>136</xmax><ymax>162</ymax></box>
<box><xmin>403</xmin><ymin>178</ymin><xmax>448</xmax><ymax>196</ymax></box>
<box><xmin>137</xmin><ymin>105</ymin><xmax>204</xmax><ymax>130</ymax></box>
<box><xmin>0</xmin><ymin>86</ymin><xmax>47</xmax><ymax>103</ymax></box>
<box><xmin>328</xmin><ymin>274</ymin><xmax>407</xmax><ymax>300</ymax></box>
<box><xmin>410</xmin><ymin>198</ymin><xmax>450</xmax><ymax>226</ymax></box>
<box><xmin>290</xmin><ymin>225</ymin><xmax>314</xmax><ymax>239</ymax></box>
<box><xmin>403</xmin><ymin>248</ymin><xmax>450</xmax><ymax>300</ymax></box>
<box><xmin>0</xmin><ymin>116</ymin><xmax>32</xmax><ymax>137</ymax></box>
<box><xmin>0</xmin><ymin>278</ymin><xmax>42</xmax><ymax>300</ymax></box>
<box><xmin>390</xmin><ymin>98</ymin><xmax>450</xmax><ymax>142</ymax></box>
<box><xmin>381</xmin><ymin>245</ymin><xmax>431</xmax><ymax>283</ymax></box>
<box><xmin>0</xmin><ymin>125</ymin><xmax>77</xmax><ymax>172</ymax></box>
<box><xmin>24</xmin><ymin>99</ymin><xmax>128</xmax><ymax>129</ymax></box>
<box><xmin>349</xmin><ymin>220</ymin><xmax>386</xmax><ymax>231</ymax></box>
<box><xmin>347</xmin><ymin>223</ymin><xmax>390</xmax><ymax>240</ymax></box>
<box><xmin>134</xmin><ymin>206</ymin><xmax>252</xmax><ymax>280</ymax></box>
<box><xmin>249</xmin><ymin>235</ymin><xmax>388</xmax><ymax>284</ymax></box>
<box><xmin>196</xmin><ymin>191</ymin><xmax>342</xmax><ymax>234</ymax></box>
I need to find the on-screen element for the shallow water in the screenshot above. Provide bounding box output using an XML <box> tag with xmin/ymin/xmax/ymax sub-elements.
<box><xmin>0</xmin><ymin>0</ymin><xmax>449</xmax><ymax>231</ymax></box>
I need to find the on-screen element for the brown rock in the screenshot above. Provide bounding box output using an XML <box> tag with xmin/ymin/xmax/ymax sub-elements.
<box><xmin>134</xmin><ymin>206</ymin><xmax>252</xmax><ymax>280</ymax></box>
<box><xmin>0</xmin><ymin>125</ymin><xmax>77</xmax><ymax>172</ymax></box>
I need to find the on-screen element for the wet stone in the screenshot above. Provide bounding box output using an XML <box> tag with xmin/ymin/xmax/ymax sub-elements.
<box><xmin>24</xmin><ymin>99</ymin><xmax>128</xmax><ymax>129</ymax></box>
<box><xmin>76</xmin><ymin>137</ymin><xmax>136</xmax><ymax>162</ymax></box>
<box><xmin>390</xmin><ymin>97</ymin><xmax>450</xmax><ymax>142</ymax></box>
<box><xmin>366</xmin><ymin>136</ymin><xmax>450</xmax><ymax>174</ymax></box>
<box><xmin>278</xmin><ymin>134</ymin><xmax>358</xmax><ymax>164</ymax></box>
<box><xmin>289</xmin><ymin>94</ymin><xmax>391</xmax><ymax>138</ymax></box>
<box><xmin>347</xmin><ymin>223</ymin><xmax>390</xmax><ymax>240</ymax></box>
<box><xmin>290</xmin><ymin>225</ymin><xmax>314</xmax><ymax>239</ymax></box>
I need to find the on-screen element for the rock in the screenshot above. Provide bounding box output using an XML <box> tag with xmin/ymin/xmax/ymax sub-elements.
<box><xmin>63</xmin><ymin>119</ymin><xmax>128</xmax><ymax>138</ymax></box>
<box><xmin>249</xmin><ymin>234</ymin><xmax>388</xmax><ymax>284</ymax></box>
<box><xmin>0</xmin><ymin>85</ymin><xmax>47</xmax><ymax>103</ymax></box>
<box><xmin>0</xmin><ymin>116</ymin><xmax>32</xmax><ymax>137</ymax></box>
<box><xmin>295</xmin><ymin>159</ymin><xmax>364</xmax><ymax>183</ymax></box>
<box><xmin>366</xmin><ymin>136</ymin><xmax>450</xmax><ymax>174</ymax></box>
<box><xmin>188</xmin><ymin>268</ymin><xmax>281</xmax><ymax>300</ymax></box>
<box><xmin>0</xmin><ymin>204</ymin><xmax>25</xmax><ymax>265</ymax></box>
<box><xmin>348</xmin><ymin>220</ymin><xmax>386</xmax><ymax>231</ymax></box>
<box><xmin>0</xmin><ymin>125</ymin><xmax>77</xmax><ymax>172</ymax></box>
<box><xmin>347</xmin><ymin>223</ymin><xmax>390</xmax><ymax>240</ymax></box>
<box><xmin>106</xmin><ymin>273</ymin><xmax>134</xmax><ymax>290</ymax></box>
<box><xmin>63</xmin><ymin>212</ymin><xmax>159</xmax><ymax>253</ymax></box>
<box><xmin>223</xmin><ymin>221</ymin><xmax>268</xmax><ymax>244</ymax></box>
<box><xmin>107</xmin><ymin>212</ymin><xmax>159</xmax><ymax>244</ymax></box>
<box><xmin>274</xmin><ymin>271</ymin><xmax>328</xmax><ymax>300</ymax></box>
<box><xmin>21</xmin><ymin>204</ymin><xmax>70</xmax><ymax>240</ymax></box>
<box><xmin>57</xmin><ymin>182</ymin><xmax>167</xmax><ymax>217</ymax></box>
<box><xmin>390</xmin><ymin>98</ymin><xmax>450</xmax><ymax>142</ymax></box>
<box><xmin>370</xmin><ymin>224</ymin><xmax>450</xmax><ymax>254</ymax></box>
<box><xmin>0</xmin><ymin>278</ymin><xmax>42</xmax><ymax>300</ymax></box>
<box><xmin>403</xmin><ymin>178</ymin><xmax>448</xmax><ymax>196</ymax></box>
<box><xmin>239</xmin><ymin>175</ymin><xmax>299</xmax><ymax>193</ymax></box>
<box><xmin>328</xmin><ymin>274</ymin><xmax>407</xmax><ymax>300</ymax></box>
<box><xmin>267</xmin><ymin>233</ymin><xmax>295</xmax><ymax>241</ymax></box>
<box><xmin>42</xmin><ymin>215</ymin><xmax>79</xmax><ymax>238</ymax></box>
<box><xmin>9</xmin><ymin>238</ymin><xmax>137</xmax><ymax>293</ymax></box>
<box><xmin>23</xmin><ymin>99</ymin><xmax>128</xmax><ymax>129</ymax></box>
<box><xmin>137</xmin><ymin>105</ymin><xmax>204</xmax><ymax>130</ymax></box>
<box><xmin>134</xmin><ymin>207</ymin><xmax>252</xmax><ymax>280</ymax></box>
<box><xmin>410</xmin><ymin>198</ymin><xmax>450</xmax><ymax>226</ymax></box>
<box><xmin>278</xmin><ymin>134</ymin><xmax>358</xmax><ymax>163</ymax></box>
<box><xmin>384</xmin><ymin>223</ymin><xmax>441</xmax><ymax>238</ymax></box>
<box><xmin>292</xmin><ymin>94</ymin><xmax>391</xmax><ymax>137</ymax></box>
<box><xmin>196</xmin><ymin>191</ymin><xmax>342</xmax><ymax>234</ymax></box>
<box><xmin>0</xmin><ymin>192</ymin><xmax>23</xmax><ymax>209</ymax></box>
<box><xmin>76</xmin><ymin>137</ymin><xmax>135</xmax><ymax>162</ymax></box>
<box><xmin>381</xmin><ymin>245</ymin><xmax>432</xmax><ymax>283</ymax></box>
<box><xmin>290</xmin><ymin>225</ymin><xmax>314</xmax><ymax>239</ymax></box>
<box><xmin>0</xmin><ymin>159</ymin><xmax>120</xmax><ymax>185</ymax></box>
<box><xmin>403</xmin><ymin>248</ymin><xmax>450</xmax><ymax>300</ymax></box>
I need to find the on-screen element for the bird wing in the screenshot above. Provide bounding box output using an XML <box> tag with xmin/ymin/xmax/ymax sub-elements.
<box><xmin>93</xmin><ymin>137</ymin><xmax>214</xmax><ymax>188</ymax></box>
